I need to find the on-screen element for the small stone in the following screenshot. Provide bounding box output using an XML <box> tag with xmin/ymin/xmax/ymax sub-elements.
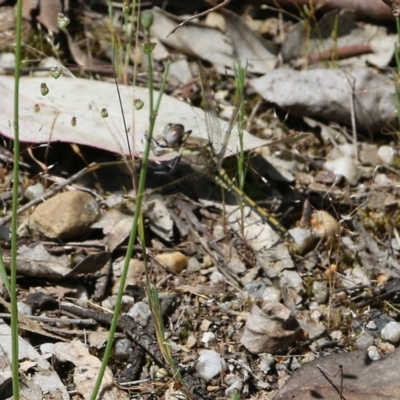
<box><xmin>127</xmin><ymin>301</ymin><xmax>151</xmax><ymax>327</ymax></box>
<box><xmin>288</xmin><ymin>227</ymin><xmax>315</xmax><ymax>252</ymax></box>
<box><xmin>356</xmin><ymin>332</ymin><xmax>374</xmax><ymax>350</ymax></box>
<box><xmin>311</xmin><ymin>211</ymin><xmax>339</xmax><ymax>239</ymax></box>
<box><xmin>187</xmin><ymin>257</ymin><xmax>201</xmax><ymax>272</ymax></box>
<box><xmin>381</xmin><ymin>321</ymin><xmax>400</xmax><ymax>343</ymax></box>
<box><xmin>209</xmin><ymin>271</ymin><xmax>225</xmax><ymax>285</ymax></box>
<box><xmin>169</xmin><ymin>340</ymin><xmax>181</xmax><ymax>354</ymax></box>
<box><xmin>259</xmin><ymin>353</ymin><xmax>275</xmax><ymax>374</ymax></box>
<box><xmin>200</xmin><ymin>319</ymin><xmax>212</xmax><ymax>332</ymax></box>
<box><xmin>367</xmin><ymin>346</ymin><xmax>381</xmax><ymax>361</ymax></box>
<box><xmin>201</xmin><ymin>332</ymin><xmax>216</xmax><ymax>344</ymax></box>
<box><xmin>40</xmin><ymin>342</ymin><xmax>55</xmax><ymax>359</ymax></box>
<box><xmin>203</xmin><ymin>255</ymin><xmax>213</xmax><ymax>267</ymax></box>
<box><xmin>330</xmin><ymin>330</ymin><xmax>342</xmax><ymax>342</ymax></box>
<box><xmin>155</xmin><ymin>368</ymin><xmax>169</xmax><ymax>380</ymax></box>
<box><xmin>377</xmin><ymin>145</ymin><xmax>397</xmax><ymax>166</ymax></box>
<box><xmin>186</xmin><ymin>335</ymin><xmax>197</xmax><ymax>349</ymax></box>
<box><xmin>262</xmin><ymin>286</ymin><xmax>281</xmax><ymax>302</ymax></box>
<box><xmin>76</xmin><ymin>286</ymin><xmax>89</xmax><ymax>307</ymax></box>
<box><xmin>243</xmin><ymin>281</ymin><xmax>266</xmax><ymax>300</ymax></box>
<box><xmin>310</xmin><ymin>309</ymin><xmax>322</xmax><ymax>322</ymax></box>
<box><xmin>204</xmin><ymin>11</ymin><xmax>226</xmax><ymax>31</ymax></box>
<box><xmin>313</xmin><ymin>281</ymin><xmax>328</xmax><ymax>304</ymax></box>
<box><xmin>155</xmin><ymin>251</ymin><xmax>188</xmax><ymax>273</ymax></box>
<box><xmin>114</xmin><ymin>338</ymin><xmax>132</xmax><ymax>360</ymax></box>
<box><xmin>324</xmin><ymin>157</ymin><xmax>360</xmax><ymax>185</ymax></box>
<box><xmin>195</xmin><ymin>350</ymin><xmax>226</xmax><ymax>381</ymax></box>
<box><xmin>25</xmin><ymin>182</ymin><xmax>44</xmax><ymax>201</ymax></box>
<box><xmin>28</xmin><ymin>191</ymin><xmax>99</xmax><ymax>240</ymax></box>
<box><xmin>366</xmin><ymin>320</ymin><xmax>377</xmax><ymax>330</ymax></box>
<box><xmin>17</xmin><ymin>302</ymin><xmax>32</xmax><ymax>316</ymax></box>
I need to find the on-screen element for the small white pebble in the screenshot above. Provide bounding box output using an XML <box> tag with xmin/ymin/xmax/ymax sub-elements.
<box><xmin>187</xmin><ymin>257</ymin><xmax>201</xmax><ymax>272</ymax></box>
<box><xmin>200</xmin><ymin>319</ymin><xmax>212</xmax><ymax>331</ymax></box>
<box><xmin>262</xmin><ymin>286</ymin><xmax>281</xmax><ymax>302</ymax></box>
<box><xmin>213</xmin><ymin>224</ymin><xmax>225</xmax><ymax>241</ymax></box>
<box><xmin>209</xmin><ymin>271</ymin><xmax>225</xmax><ymax>285</ymax></box>
<box><xmin>313</xmin><ymin>281</ymin><xmax>328</xmax><ymax>303</ymax></box>
<box><xmin>25</xmin><ymin>182</ymin><xmax>45</xmax><ymax>201</ymax></box>
<box><xmin>195</xmin><ymin>350</ymin><xmax>226</xmax><ymax>381</ymax></box>
<box><xmin>288</xmin><ymin>227</ymin><xmax>315</xmax><ymax>252</ymax></box>
<box><xmin>40</xmin><ymin>342</ymin><xmax>55</xmax><ymax>358</ymax></box>
<box><xmin>377</xmin><ymin>145</ymin><xmax>397</xmax><ymax>166</ymax></box>
<box><xmin>367</xmin><ymin>345</ymin><xmax>381</xmax><ymax>361</ymax></box>
<box><xmin>17</xmin><ymin>302</ymin><xmax>32</xmax><ymax>316</ymax></box>
<box><xmin>330</xmin><ymin>330</ymin><xmax>342</xmax><ymax>342</ymax></box>
<box><xmin>310</xmin><ymin>309</ymin><xmax>322</xmax><ymax>322</ymax></box>
<box><xmin>186</xmin><ymin>335</ymin><xmax>197</xmax><ymax>349</ymax></box>
<box><xmin>324</xmin><ymin>157</ymin><xmax>360</xmax><ymax>185</ymax></box>
<box><xmin>201</xmin><ymin>332</ymin><xmax>216</xmax><ymax>344</ymax></box>
<box><xmin>366</xmin><ymin>320</ymin><xmax>377</xmax><ymax>330</ymax></box>
<box><xmin>0</xmin><ymin>52</ymin><xmax>15</xmax><ymax>68</ymax></box>
<box><xmin>76</xmin><ymin>286</ymin><xmax>89</xmax><ymax>307</ymax></box>
<box><xmin>127</xmin><ymin>302</ymin><xmax>151</xmax><ymax>327</ymax></box>
<box><xmin>381</xmin><ymin>321</ymin><xmax>400</xmax><ymax>343</ymax></box>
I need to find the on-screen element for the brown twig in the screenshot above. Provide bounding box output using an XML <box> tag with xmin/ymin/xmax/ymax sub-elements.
<box><xmin>167</xmin><ymin>0</ymin><xmax>231</xmax><ymax>37</ymax></box>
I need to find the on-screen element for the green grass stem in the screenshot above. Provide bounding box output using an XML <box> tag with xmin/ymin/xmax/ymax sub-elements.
<box><xmin>89</xmin><ymin>10</ymin><xmax>170</xmax><ymax>399</ymax></box>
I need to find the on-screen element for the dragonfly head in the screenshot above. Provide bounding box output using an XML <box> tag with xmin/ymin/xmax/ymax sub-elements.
<box><xmin>162</xmin><ymin>123</ymin><xmax>192</xmax><ymax>147</ymax></box>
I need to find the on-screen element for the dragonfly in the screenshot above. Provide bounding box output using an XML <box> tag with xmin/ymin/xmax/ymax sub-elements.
<box><xmin>157</xmin><ymin>62</ymin><xmax>295</xmax><ymax>246</ymax></box>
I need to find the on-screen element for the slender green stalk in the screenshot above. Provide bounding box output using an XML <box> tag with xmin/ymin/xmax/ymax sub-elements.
<box><xmin>139</xmin><ymin>12</ymin><xmax>182</xmax><ymax>383</ymax></box>
<box><xmin>233</xmin><ymin>61</ymin><xmax>247</xmax><ymax>234</ymax></box>
<box><xmin>89</xmin><ymin>10</ymin><xmax>170</xmax><ymax>400</ymax></box>
<box><xmin>123</xmin><ymin>0</ymin><xmax>138</xmax><ymax>77</ymax></box>
<box><xmin>233</xmin><ymin>60</ymin><xmax>247</xmax><ymax>191</ymax></box>
<box><xmin>395</xmin><ymin>16</ymin><xmax>400</xmax><ymax>123</ymax></box>
<box><xmin>10</xmin><ymin>0</ymin><xmax>24</xmax><ymax>399</ymax></box>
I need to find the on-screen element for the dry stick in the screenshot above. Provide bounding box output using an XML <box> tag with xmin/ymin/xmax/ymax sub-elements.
<box><xmin>0</xmin><ymin>163</ymin><xmax>98</xmax><ymax>226</ymax></box>
<box><xmin>343</xmin><ymin>70</ymin><xmax>359</xmax><ymax>160</ymax></box>
<box><xmin>0</xmin><ymin>313</ymin><xmax>96</xmax><ymax>326</ymax></box>
<box><xmin>167</xmin><ymin>0</ymin><xmax>231</xmax><ymax>37</ymax></box>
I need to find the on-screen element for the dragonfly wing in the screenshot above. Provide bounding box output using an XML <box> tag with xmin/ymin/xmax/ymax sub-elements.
<box><xmin>197</xmin><ymin>62</ymin><xmax>223</xmax><ymax>155</ymax></box>
<box><xmin>217</xmin><ymin>92</ymin><xmax>243</xmax><ymax>164</ymax></box>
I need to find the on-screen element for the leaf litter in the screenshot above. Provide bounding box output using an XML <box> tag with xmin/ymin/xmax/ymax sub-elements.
<box><xmin>1</xmin><ymin>1</ymin><xmax>400</xmax><ymax>399</ymax></box>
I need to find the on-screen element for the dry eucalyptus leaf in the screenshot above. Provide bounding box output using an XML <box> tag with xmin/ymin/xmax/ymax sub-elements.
<box><xmin>54</xmin><ymin>339</ymin><xmax>129</xmax><ymax>400</ymax></box>
<box><xmin>249</xmin><ymin>67</ymin><xmax>396</xmax><ymax>133</ymax></box>
<box><xmin>0</xmin><ymin>75</ymin><xmax>270</xmax><ymax>157</ymax></box>
<box><xmin>150</xmin><ymin>7</ymin><xmax>235</xmax><ymax>70</ymax></box>
<box><xmin>0</xmin><ymin>318</ymin><xmax>70</xmax><ymax>399</ymax></box>
<box><xmin>223</xmin><ymin>8</ymin><xmax>278</xmax><ymax>74</ymax></box>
